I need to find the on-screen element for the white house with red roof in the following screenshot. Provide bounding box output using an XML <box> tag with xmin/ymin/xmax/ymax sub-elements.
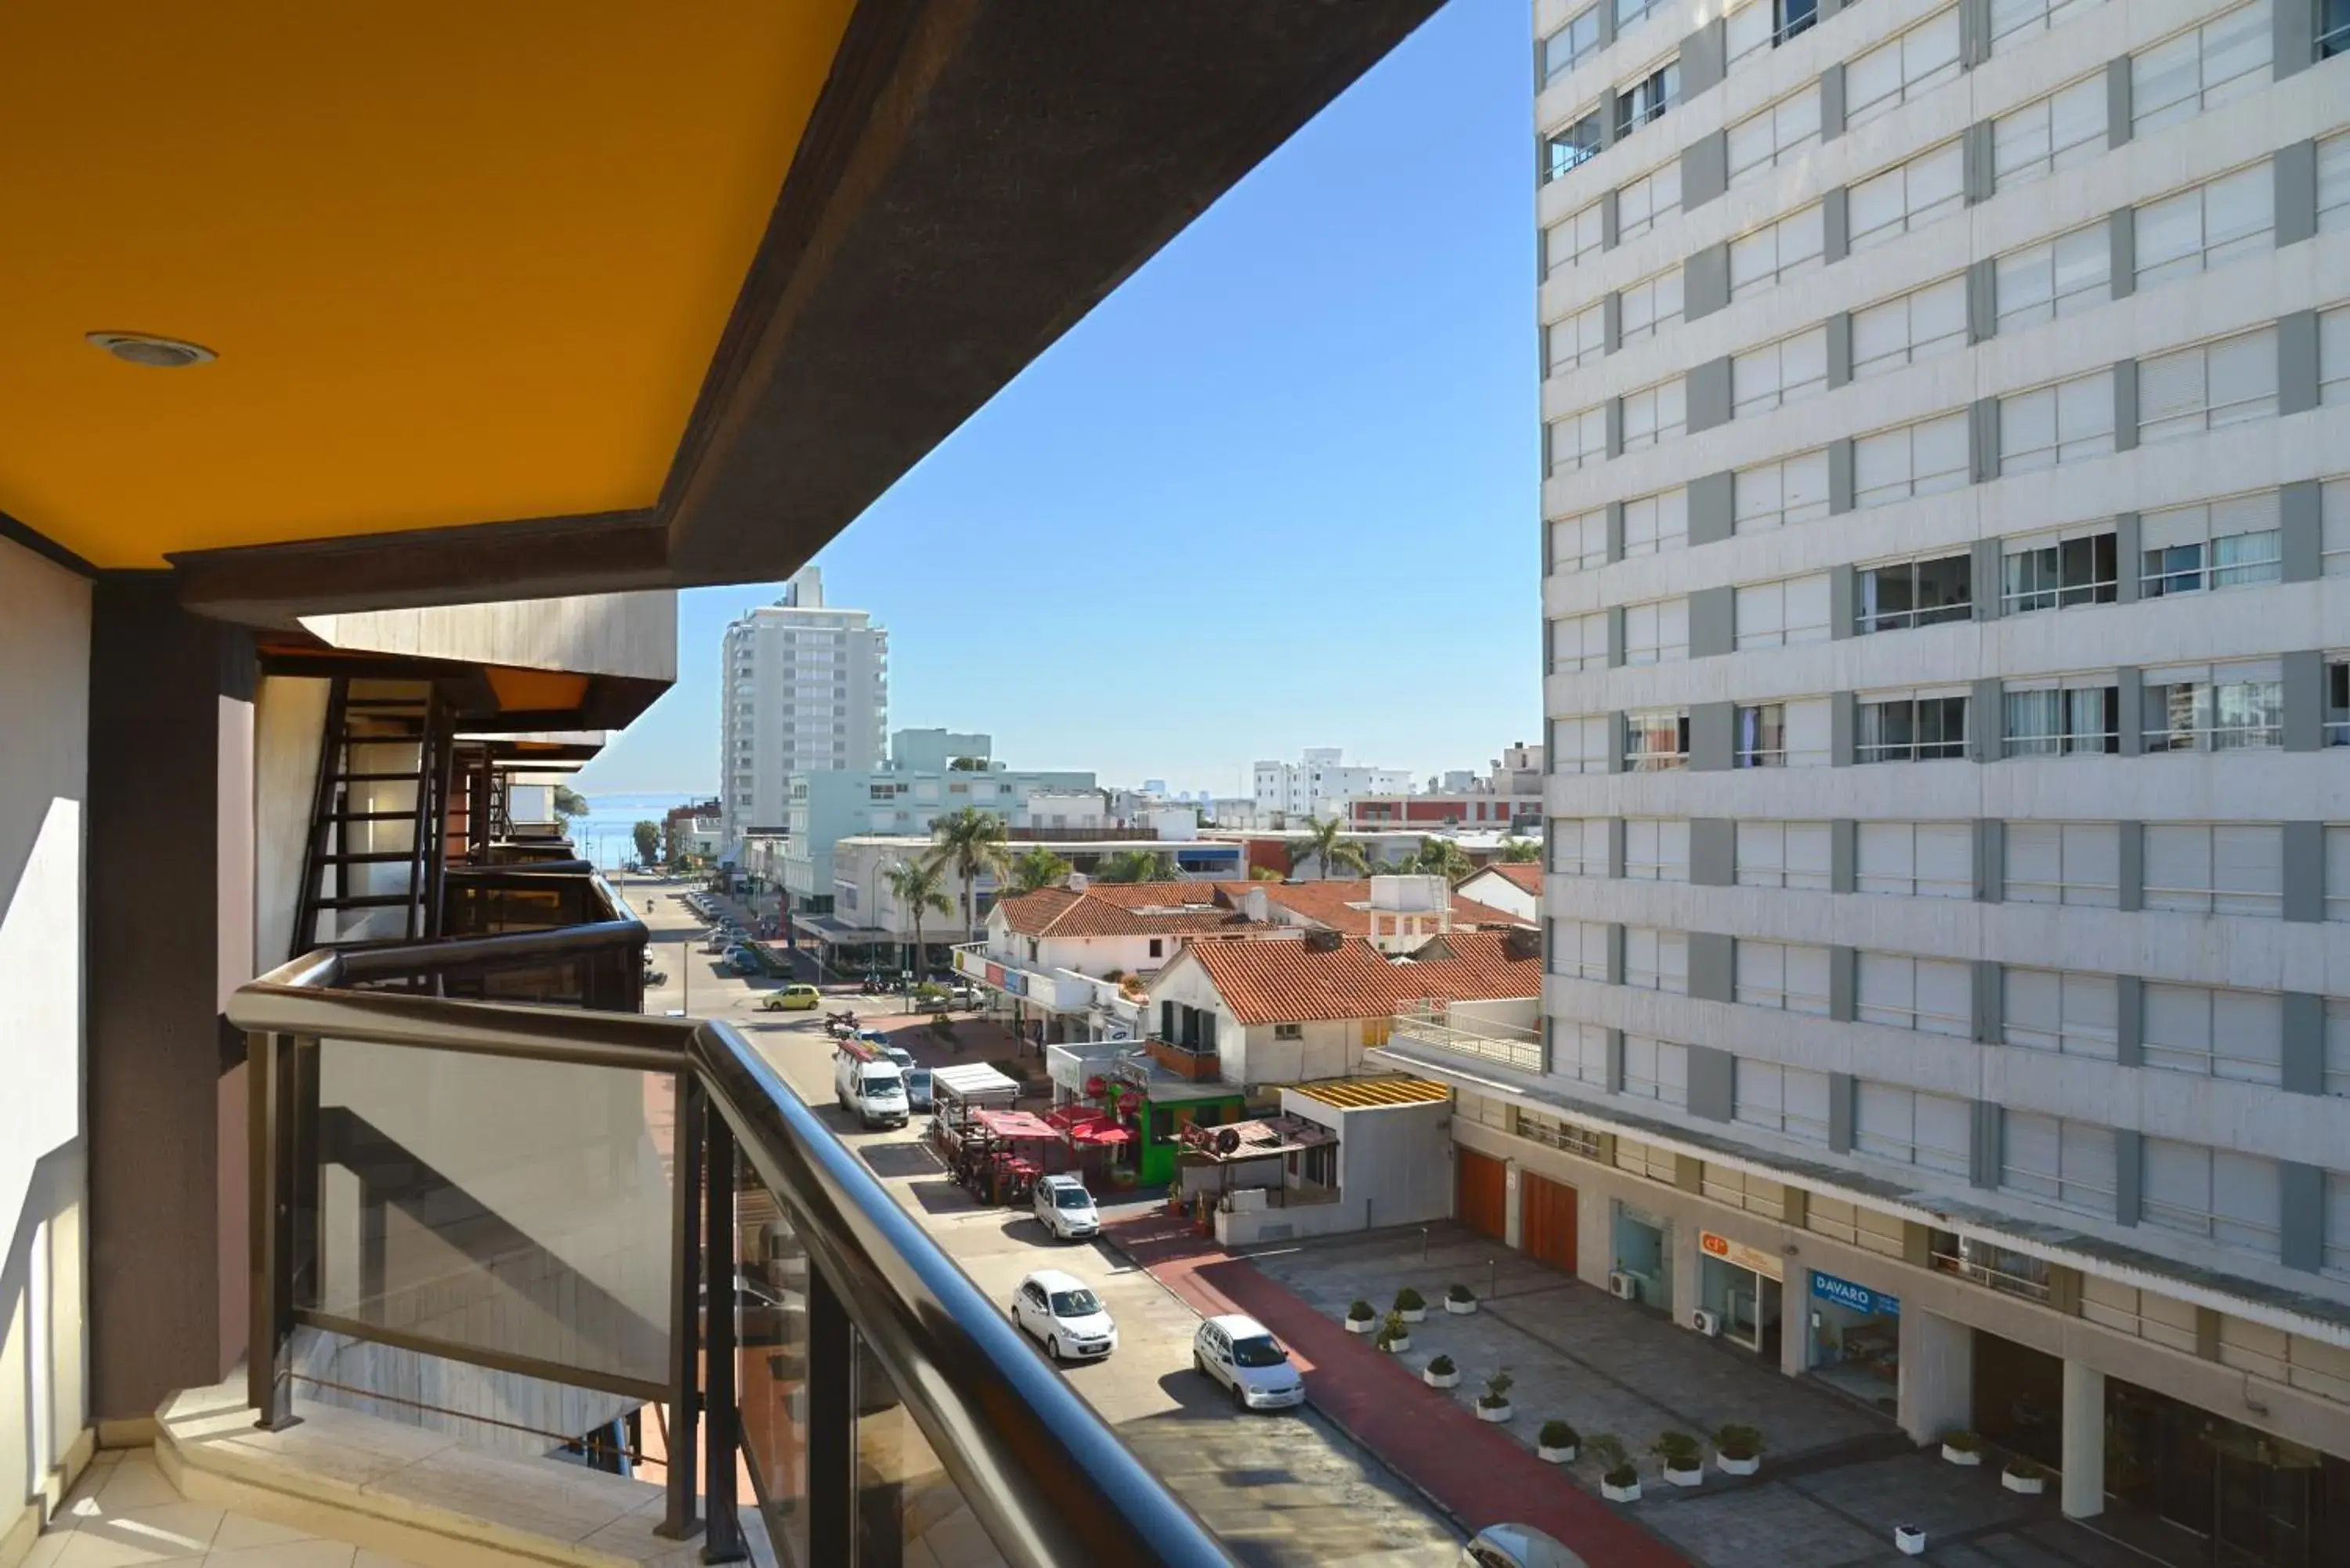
<box><xmin>1455</xmin><ymin>861</ymin><xmax>1542</xmax><ymax>923</ymax></box>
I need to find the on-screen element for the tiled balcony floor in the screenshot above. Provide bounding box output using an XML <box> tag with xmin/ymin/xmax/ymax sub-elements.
<box><xmin>29</xmin><ymin>1448</ymin><xmax>417</xmax><ymax>1568</ymax></box>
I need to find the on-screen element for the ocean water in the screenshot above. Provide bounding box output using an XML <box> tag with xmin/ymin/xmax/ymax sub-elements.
<box><xmin>559</xmin><ymin>789</ymin><xmax>714</xmax><ymax>869</ymax></box>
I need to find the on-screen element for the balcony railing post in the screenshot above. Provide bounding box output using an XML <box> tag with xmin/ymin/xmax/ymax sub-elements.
<box><xmin>247</xmin><ymin>1030</ymin><xmax>302</xmax><ymax>1430</ymax></box>
<box><xmin>804</xmin><ymin>1263</ymin><xmax>853</xmax><ymax>1566</ymax></box>
<box><xmin>656</xmin><ymin>1073</ymin><xmax>703</xmax><ymax>1541</ymax></box>
<box><xmin>702</xmin><ymin>1107</ymin><xmax>746</xmax><ymax>1563</ymax></box>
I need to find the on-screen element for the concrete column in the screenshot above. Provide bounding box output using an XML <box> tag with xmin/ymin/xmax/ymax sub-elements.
<box><xmin>2062</xmin><ymin>1360</ymin><xmax>2106</xmax><ymax>1518</ymax></box>
<box><xmin>1899</xmin><ymin>1308</ymin><xmax>1975</xmax><ymax>1444</ymax></box>
<box><xmin>1782</xmin><ymin>1270</ymin><xmax>1812</xmax><ymax>1379</ymax></box>
<box><xmin>1577</xmin><ymin>1183</ymin><xmax>1612</xmax><ymax>1291</ymax></box>
<box><xmin>1504</xmin><ymin>1158</ymin><xmax>1524</xmax><ymax>1250</ymax></box>
<box><xmin>1670</xmin><ymin>1219</ymin><xmax>1703</xmax><ymax>1326</ymax></box>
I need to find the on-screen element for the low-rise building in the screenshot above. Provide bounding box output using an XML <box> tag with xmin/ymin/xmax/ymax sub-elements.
<box><xmin>1455</xmin><ymin>862</ymin><xmax>1541</xmax><ymax>924</ymax></box>
<box><xmin>954</xmin><ymin>880</ymin><xmax>1260</xmax><ymax>1046</ymax></box>
<box><xmin>1247</xmin><ymin>875</ymin><xmax>1528</xmax><ymax>953</ymax></box>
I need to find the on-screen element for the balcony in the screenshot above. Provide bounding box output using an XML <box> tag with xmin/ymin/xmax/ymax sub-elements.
<box><xmin>1143</xmin><ymin>1037</ymin><xmax>1220</xmax><ymax>1082</ymax></box>
<box><xmin>1388</xmin><ymin>1006</ymin><xmax>1546</xmax><ymax>1075</ymax></box>
<box><xmin>229</xmin><ymin>922</ymin><xmax>1234</xmax><ymax>1568</ymax></box>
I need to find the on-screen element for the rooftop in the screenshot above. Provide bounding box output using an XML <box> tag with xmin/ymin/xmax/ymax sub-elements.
<box><xmin>1176</xmin><ymin>930</ymin><xmax>1539</xmax><ymax>1027</ymax></box>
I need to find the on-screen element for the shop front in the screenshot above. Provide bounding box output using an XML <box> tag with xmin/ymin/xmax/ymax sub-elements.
<box><xmin>2103</xmin><ymin>1378</ymin><xmax>2350</xmax><ymax>1568</ymax></box>
<box><xmin>1697</xmin><ymin>1230</ymin><xmax>1783</xmax><ymax>1360</ymax></box>
<box><xmin>1611</xmin><ymin>1201</ymin><xmax>1672</xmax><ymax>1310</ymax></box>
<box><xmin>1805</xmin><ymin>1268</ymin><xmax>1900</xmax><ymax>1415</ymax></box>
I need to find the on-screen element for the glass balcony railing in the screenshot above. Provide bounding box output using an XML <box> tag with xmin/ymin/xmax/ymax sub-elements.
<box><xmin>232</xmin><ymin>920</ymin><xmax>1232</xmax><ymax>1568</ymax></box>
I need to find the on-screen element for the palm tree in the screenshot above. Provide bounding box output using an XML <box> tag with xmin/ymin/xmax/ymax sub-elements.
<box><xmin>1408</xmin><ymin>836</ymin><xmax>1475</xmax><ymax>883</ymax></box>
<box><xmin>1007</xmin><ymin>846</ymin><xmax>1073</xmax><ymax>894</ymax></box>
<box><xmin>1498</xmin><ymin>836</ymin><xmax>1542</xmax><ymax>863</ymax></box>
<box><xmin>884</xmin><ymin>858</ymin><xmax>953</xmax><ymax>979</ymax></box>
<box><xmin>927</xmin><ymin>807</ymin><xmax>1011</xmax><ymax>937</ymax></box>
<box><xmin>1293</xmin><ymin>814</ymin><xmax>1369</xmax><ymax>880</ymax></box>
<box><xmin>1094</xmin><ymin>849</ymin><xmax>1178</xmax><ymax>883</ymax></box>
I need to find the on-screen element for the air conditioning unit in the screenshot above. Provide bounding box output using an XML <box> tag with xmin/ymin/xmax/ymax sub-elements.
<box><xmin>1607</xmin><ymin>1271</ymin><xmax>1638</xmax><ymax>1300</ymax></box>
<box><xmin>1690</xmin><ymin>1307</ymin><xmax>1722</xmax><ymax>1337</ymax></box>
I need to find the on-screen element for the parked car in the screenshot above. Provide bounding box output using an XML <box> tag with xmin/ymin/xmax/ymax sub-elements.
<box><xmin>859</xmin><ymin>1035</ymin><xmax>933</xmax><ymax>1112</ymax></box>
<box><xmin>642</xmin><ymin>966</ymin><xmax>668</xmax><ymax>988</ymax></box>
<box><xmin>832</xmin><ymin>1051</ymin><xmax>909</xmax><ymax>1129</ymax></box>
<box><xmin>1008</xmin><ymin>1270</ymin><xmax>1116</xmax><ymax>1362</ymax></box>
<box><xmin>1032</xmin><ymin>1173</ymin><xmax>1101</xmax><ymax>1241</ymax></box>
<box><xmin>1460</xmin><ymin>1525</ymin><xmax>1589</xmax><ymax>1568</ymax></box>
<box><xmin>1191</xmin><ymin>1313</ymin><xmax>1303</xmax><ymax>1411</ymax></box>
<box><xmin>761</xmin><ymin>984</ymin><xmax>822</xmax><ymax>1012</ymax></box>
<box><xmin>947</xmin><ymin>981</ymin><xmax>982</xmax><ymax>1010</ymax></box>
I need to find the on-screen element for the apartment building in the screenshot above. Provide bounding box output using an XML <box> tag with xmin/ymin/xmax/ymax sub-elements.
<box><xmin>1252</xmin><ymin>746</ymin><xmax>1417</xmax><ymax>819</ymax></box>
<box><xmin>1387</xmin><ymin>0</ymin><xmax>2350</xmax><ymax>1557</ymax></box>
<box><xmin>718</xmin><ymin>567</ymin><xmax>889</xmax><ymax>847</ymax></box>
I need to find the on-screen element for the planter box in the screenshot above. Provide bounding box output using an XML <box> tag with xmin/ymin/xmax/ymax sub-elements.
<box><xmin>1894</xmin><ymin>1525</ymin><xmax>1926</xmax><ymax>1555</ymax></box>
<box><xmin>1445</xmin><ymin>1298</ymin><xmax>1478</xmax><ymax>1315</ymax></box>
<box><xmin>1397</xmin><ymin>1306</ymin><xmax>1426</xmax><ymax>1324</ymax></box>
<box><xmin>2001</xmin><ymin>1471</ymin><xmax>2046</xmax><ymax>1495</ymax></box>
<box><xmin>1423</xmin><ymin>1368</ymin><xmax>1459</xmax><ymax>1389</ymax></box>
<box><xmin>1537</xmin><ymin>1443</ymin><xmax>1578</xmax><ymax>1465</ymax></box>
<box><xmin>1378</xmin><ymin>1335</ymin><xmax>1412</xmax><ymax>1354</ymax></box>
<box><xmin>1716</xmin><ymin>1452</ymin><xmax>1760</xmax><ymax>1476</ymax></box>
<box><xmin>1942</xmin><ymin>1444</ymin><xmax>1982</xmax><ymax>1466</ymax></box>
<box><xmin>1601</xmin><ymin>1477</ymin><xmax>1641</xmax><ymax>1503</ymax></box>
<box><xmin>1476</xmin><ymin>1401</ymin><xmax>1513</xmax><ymax>1424</ymax></box>
<box><xmin>1664</xmin><ymin>1463</ymin><xmax>1704</xmax><ymax>1488</ymax></box>
<box><xmin>1345</xmin><ymin>1317</ymin><xmax>1375</xmax><ymax>1335</ymax></box>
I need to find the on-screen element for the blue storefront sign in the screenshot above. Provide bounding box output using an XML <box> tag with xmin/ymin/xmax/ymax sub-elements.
<box><xmin>1810</xmin><ymin>1270</ymin><xmax>1899</xmax><ymax>1317</ymax></box>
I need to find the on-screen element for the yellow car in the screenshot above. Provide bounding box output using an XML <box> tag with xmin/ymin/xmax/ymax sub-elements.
<box><xmin>761</xmin><ymin>984</ymin><xmax>822</xmax><ymax>1013</ymax></box>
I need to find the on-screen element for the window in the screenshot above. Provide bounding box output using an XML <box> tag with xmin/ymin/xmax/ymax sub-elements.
<box><xmin>1726</xmin><ymin>0</ymin><xmax>1816</xmax><ymax>63</ymax></box>
<box><xmin>1729</xmin><ymin>204</ymin><xmax>1825</xmax><ymax>300</ymax></box>
<box><xmin>1857</xmin><ymin>822</ymin><xmax>1975</xmax><ymax>898</ymax></box>
<box><xmin>1618</xmin><ymin>268</ymin><xmax>1684</xmax><ymax>344</ymax></box>
<box><xmin>2005</xmin><ymin>822</ymin><xmax>2121</xmax><ymax>907</ymax></box>
<box><xmin>1550</xmin><ymin>818</ymin><xmax>1614</xmax><ymax>876</ymax></box>
<box><xmin>1272</xmin><ymin>1021</ymin><xmax>1302</xmax><ymax>1040</ymax></box>
<box><xmin>1856</xmin><ymin>1084</ymin><xmax>1974</xmax><ymax>1176</ymax></box>
<box><xmin>1733</xmin><ymin>327</ymin><xmax>1829</xmax><ymax>417</ymax></box>
<box><xmin>1623</xmin><ymin>819</ymin><xmax>1690</xmax><ymax>882</ymax></box>
<box><xmin>2326</xmin><ymin>480</ymin><xmax>2350</xmax><ymax>576</ymax></box>
<box><xmin>1543</xmin><ymin>110</ymin><xmax>1606</xmax><ymax>183</ymax></box>
<box><xmin>1620</xmin><ymin>378</ymin><xmax>1686</xmax><ymax>451</ymax></box>
<box><xmin>2000</xmin><ymin>370</ymin><xmax>2116</xmax><ymax>472</ymax></box>
<box><xmin>1552</xmin><ymin>714</ymin><xmax>1612</xmax><ymax>773</ymax></box>
<box><xmin>1857</xmin><ymin>690</ymin><xmax>1969</xmax><ymax>762</ymax></box>
<box><xmin>2329</xmin><ymin>999</ymin><xmax>2350</xmax><ymax>1091</ymax></box>
<box><xmin>1734</xmin><ymin>447</ymin><xmax>1831</xmax><ymax>532</ymax></box>
<box><xmin>2143</xmin><ymin>984</ymin><xmax>2283</xmax><ymax>1082</ymax></box>
<box><xmin>2003</xmin><ymin>527</ymin><xmax>2118</xmax><ymax>612</ymax></box>
<box><xmin>1616</xmin><ymin>162</ymin><xmax>1681</xmax><ymax>242</ymax></box>
<box><xmin>1737</xmin><ymin>697</ymin><xmax>1831</xmax><ymax>767</ymax></box>
<box><xmin>1621</xmin><ymin>488</ymin><xmax>1688</xmax><ymax>557</ymax></box>
<box><xmin>2142</xmin><ymin>824</ymin><xmax>2283</xmax><ymax>916</ymax></box>
<box><xmin>1848</xmin><ymin>141</ymin><xmax>1965</xmax><ymax>252</ymax></box>
<box><xmin>1735</xmin><ymin>574</ymin><xmax>1832</xmax><ymax>649</ymax></box>
<box><xmin>1994</xmin><ymin>225</ymin><xmax>2110</xmax><ymax>331</ymax></box>
<box><xmin>1547</xmin><ymin>301</ymin><xmax>1607</xmax><ymax>376</ymax></box>
<box><xmin>2322</xmin><ymin>133</ymin><xmax>2350</xmax><ymax>233</ymax></box>
<box><xmin>1734</xmin><ymin>1061</ymin><xmax>1831</xmax><ymax>1143</ymax></box>
<box><xmin>2141</xmin><ymin>660</ymin><xmax>2283</xmax><ymax>751</ymax></box>
<box><xmin>1554</xmin><ymin>1023</ymin><xmax>1612</xmax><ymax>1087</ymax></box>
<box><xmin>1737</xmin><ymin>821</ymin><xmax>1832</xmax><ymax>890</ymax></box>
<box><xmin>2139</xmin><ymin>493</ymin><xmax>2282</xmax><ymax>596</ymax></box>
<box><xmin>2130</xmin><ymin>1</ymin><xmax>2272</xmax><ymax>136</ymax></box>
<box><xmin>1549</xmin><ymin>610</ymin><xmax>1611</xmax><ymax>674</ymax></box>
<box><xmin>1615</xmin><ymin>0</ymin><xmax>1667</xmax><ymax>29</ymax></box>
<box><xmin>1623</xmin><ymin>927</ymin><xmax>1688</xmax><ymax>992</ymax></box>
<box><xmin>2142</xmin><ymin>1138</ymin><xmax>2279</xmax><ymax>1255</ymax></box>
<box><xmin>1846</xmin><ymin>9</ymin><xmax>1962</xmax><ymax>128</ymax></box>
<box><xmin>2332</xmin><ymin>659</ymin><xmax>2350</xmax><ymax>746</ymax></box>
<box><xmin>2323</xmin><ymin>305</ymin><xmax>2350</xmax><ymax>406</ymax></box>
<box><xmin>1625</xmin><ymin>709</ymin><xmax>1690</xmax><ymax>771</ymax></box>
<box><xmin>1992</xmin><ymin>74</ymin><xmax>2106</xmax><ymax>188</ymax></box>
<box><xmin>1549</xmin><ymin>919</ymin><xmax>1613</xmax><ymax>980</ymax></box>
<box><xmin>1621</xmin><ymin>598</ymin><xmax>1688</xmax><ymax>665</ymax></box>
<box><xmin>1727</xmin><ymin>86</ymin><xmax>1822</xmax><ymax>186</ymax></box>
<box><xmin>1148</xmin><ymin>938</ymin><xmax>1166</xmax><ymax>959</ymax></box>
<box><xmin>1622</xmin><ymin>1035</ymin><xmax>1689</xmax><ymax>1106</ymax></box>
<box><xmin>2135</xmin><ymin>164</ymin><xmax>2276</xmax><ymax>288</ymax></box>
<box><xmin>1736</xmin><ymin>941</ymin><xmax>1831</xmax><ymax>1013</ymax></box>
<box><xmin>2328</xmin><ymin>827</ymin><xmax>2350</xmax><ymax>919</ymax></box>
<box><xmin>1854</xmin><ymin>412</ymin><xmax>1970</xmax><ymax>507</ymax></box>
<box><xmin>2326</xmin><ymin>0</ymin><xmax>2350</xmax><ymax>57</ymax></box>
<box><xmin>2327</xmin><ymin>1171</ymin><xmax>2350</xmax><ymax>1279</ymax></box>
<box><xmin>1547</xmin><ymin>406</ymin><xmax>1609</xmax><ymax>473</ymax></box>
<box><xmin>1856</xmin><ymin>552</ymin><xmax>1972</xmax><ymax>633</ymax></box>
<box><xmin>1545</xmin><ymin>201</ymin><xmax>1607</xmax><ymax>275</ymax></box>
<box><xmin>2002</xmin><ymin>677</ymin><xmax>2121</xmax><ymax>757</ymax></box>
<box><xmin>1549</xmin><ymin>508</ymin><xmax>1609</xmax><ymax>573</ymax></box>
<box><xmin>2001</xmin><ymin>1114</ymin><xmax>2119</xmax><ymax>1216</ymax></box>
<box><xmin>1990</xmin><ymin>0</ymin><xmax>2103</xmax><ymax>53</ymax></box>
<box><xmin>1614</xmin><ymin>60</ymin><xmax>1680</xmax><ymax>139</ymax></box>
<box><xmin>1851</xmin><ymin>275</ymin><xmax>1968</xmax><ymax>380</ymax></box>
<box><xmin>2005</xmin><ymin>970</ymin><xmax>2120</xmax><ymax>1058</ymax></box>
<box><xmin>1542</xmin><ymin>5</ymin><xmax>1602</xmax><ymax>83</ymax></box>
<box><xmin>1857</xmin><ymin>951</ymin><xmax>1974</xmax><ymax>1036</ymax></box>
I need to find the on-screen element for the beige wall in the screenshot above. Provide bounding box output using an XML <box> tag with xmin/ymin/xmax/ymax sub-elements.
<box><xmin>301</xmin><ymin>590</ymin><xmax>676</xmax><ymax>681</ymax></box>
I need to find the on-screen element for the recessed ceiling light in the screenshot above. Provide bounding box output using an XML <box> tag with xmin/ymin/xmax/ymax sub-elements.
<box><xmin>87</xmin><ymin>331</ymin><xmax>215</xmax><ymax>368</ymax></box>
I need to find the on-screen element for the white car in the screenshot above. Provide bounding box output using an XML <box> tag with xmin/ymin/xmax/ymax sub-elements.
<box><xmin>1192</xmin><ymin>1313</ymin><xmax>1304</xmax><ymax>1411</ymax></box>
<box><xmin>1008</xmin><ymin>1270</ymin><xmax>1117</xmax><ymax>1362</ymax></box>
<box><xmin>1461</xmin><ymin>1524</ymin><xmax>1589</xmax><ymax>1568</ymax></box>
<box><xmin>1032</xmin><ymin>1174</ymin><xmax>1100</xmax><ymax>1240</ymax></box>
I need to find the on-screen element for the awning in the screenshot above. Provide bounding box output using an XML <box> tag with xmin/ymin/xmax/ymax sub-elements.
<box><xmin>931</xmin><ymin>1062</ymin><xmax>1021</xmax><ymax>1105</ymax></box>
<box><xmin>971</xmin><ymin>1109</ymin><xmax>1059</xmax><ymax>1140</ymax></box>
<box><xmin>1072</xmin><ymin>1125</ymin><xmax>1133</xmax><ymax>1146</ymax></box>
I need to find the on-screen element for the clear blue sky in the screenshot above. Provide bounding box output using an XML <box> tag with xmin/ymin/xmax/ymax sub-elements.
<box><xmin>578</xmin><ymin>1</ymin><xmax>1536</xmax><ymax>802</ymax></box>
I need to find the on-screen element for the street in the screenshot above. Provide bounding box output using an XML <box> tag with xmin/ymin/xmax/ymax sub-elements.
<box><xmin>634</xmin><ymin>879</ymin><xmax>1463</xmax><ymax>1566</ymax></box>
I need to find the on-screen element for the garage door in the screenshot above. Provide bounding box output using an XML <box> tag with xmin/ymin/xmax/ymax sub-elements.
<box><xmin>1456</xmin><ymin>1149</ymin><xmax>1506</xmax><ymax>1240</ymax></box>
<box><xmin>1521</xmin><ymin>1172</ymin><xmax>1578</xmax><ymax>1274</ymax></box>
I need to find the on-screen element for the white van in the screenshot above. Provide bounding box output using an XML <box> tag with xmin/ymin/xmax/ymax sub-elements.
<box><xmin>833</xmin><ymin>1050</ymin><xmax>909</xmax><ymax>1129</ymax></box>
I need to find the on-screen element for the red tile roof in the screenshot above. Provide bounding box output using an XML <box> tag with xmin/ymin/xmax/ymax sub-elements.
<box><xmin>1177</xmin><ymin>930</ymin><xmax>1540</xmax><ymax>1026</ymax></box>
<box><xmin>1485</xmin><ymin>862</ymin><xmax>1543</xmax><ymax>894</ymax></box>
<box><xmin>1386</xmin><ymin>930</ymin><xmax>1546</xmax><ymax>1009</ymax></box>
<box><xmin>1248</xmin><ymin>880</ymin><xmax>1532</xmax><ymax>934</ymax></box>
<box><xmin>994</xmin><ymin>885</ymin><xmax>1247</xmax><ymax>938</ymax></box>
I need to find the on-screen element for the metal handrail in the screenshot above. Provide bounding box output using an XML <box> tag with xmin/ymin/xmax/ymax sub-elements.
<box><xmin>233</xmin><ymin>921</ymin><xmax>1235</xmax><ymax>1568</ymax></box>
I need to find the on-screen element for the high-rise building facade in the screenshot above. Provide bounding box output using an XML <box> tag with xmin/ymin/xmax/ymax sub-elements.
<box><xmin>1253</xmin><ymin>747</ymin><xmax>1418</xmax><ymax>818</ymax></box>
<box><xmin>720</xmin><ymin>567</ymin><xmax>888</xmax><ymax>846</ymax></box>
<box><xmin>1392</xmin><ymin>0</ymin><xmax>2350</xmax><ymax>1545</ymax></box>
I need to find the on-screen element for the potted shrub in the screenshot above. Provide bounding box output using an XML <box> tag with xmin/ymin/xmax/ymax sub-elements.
<box><xmin>2001</xmin><ymin>1457</ymin><xmax>2051</xmax><ymax>1495</ymax></box>
<box><xmin>1423</xmin><ymin>1353</ymin><xmax>1459</xmax><ymax>1389</ymax></box>
<box><xmin>1537</xmin><ymin>1421</ymin><xmax>1580</xmax><ymax>1464</ymax></box>
<box><xmin>1445</xmin><ymin>1282</ymin><xmax>1478</xmax><ymax>1315</ymax></box>
<box><xmin>1651</xmin><ymin>1430</ymin><xmax>1705</xmax><ymax>1487</ymax></box>
<box><xmin>1375</xmin><ymin>1312</ymin><xmax>1411</xmax><ymax>1354</ymax></box>
<box><xmin>1165</xmin><ymin>1182</ymin><xmax>1184</xmax><ymax>1216</ymax></box>
<box><xmin>1344</xmin><ymin>1300</ymin><xmax>1376</xmax><ymax>1335</ymax></box>
<box><xmin>1476</xmin><ymin>1371</ymin><xmax>1514</xmax><ymax>1424</ymax></box>
<box><xmin>1394</xmin><ymin>1287</ymin><xmax>1426</xmax><ymax>1324</ymax></box>
<box><xmin>1893</xmin><ymin>1524</ymin><xmax>1926</xmax><ymax>1555</ymax></box>
<box><xmin>1589</xmin><ymin>1435</ymin><xmax>1640</xmax><ymax>1503</ymax></box>
<box><xmin>1940</xmin><ymin>1429</ymin><xmax>1983</xmax><ymax>1466</ymax></box>
<box><xmin>1713</xmin><ymin>1423</ymin><xmax>1764</xmax><ymax>1477</ymax></box>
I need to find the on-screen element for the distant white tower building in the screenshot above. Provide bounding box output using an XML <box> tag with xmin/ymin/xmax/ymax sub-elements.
<box><xmin>719</xmin><ymin>567</ymin><xmax>888</xmax><ymax>847</ymax></box>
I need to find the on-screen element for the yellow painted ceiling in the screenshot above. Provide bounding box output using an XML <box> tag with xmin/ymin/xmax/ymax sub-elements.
<box><xmin>0</xmin><ymin>1</ymin><xmax>855</xmax><ymax>567</ymax></box>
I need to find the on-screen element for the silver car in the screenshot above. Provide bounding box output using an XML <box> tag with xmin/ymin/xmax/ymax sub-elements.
<box><xmin>1192</xmin><ymin>1313</ymin><xmax>1303</xmax><ymax>1411</ymax></box>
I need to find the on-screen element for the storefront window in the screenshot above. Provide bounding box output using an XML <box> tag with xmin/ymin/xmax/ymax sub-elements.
<box><xmin>1806</xmin><ymin>1270</ymin><xmax>1900</xmax><ymax>1415</ymax></box>
<box><xmin>1697</xmin><ymin>1231</ymin><xmax>1783</xmax><ymax>1359</ymax></box>
<box><xmin>1611</xmin><ymin>1203</ymin><xmax>1672</xmax><ymax>1307</ymax></box>
<box><xmin>2105</xmin><ymin>1378</ymin><xmax>2350</xmax><ymax>1568</ymax></box>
